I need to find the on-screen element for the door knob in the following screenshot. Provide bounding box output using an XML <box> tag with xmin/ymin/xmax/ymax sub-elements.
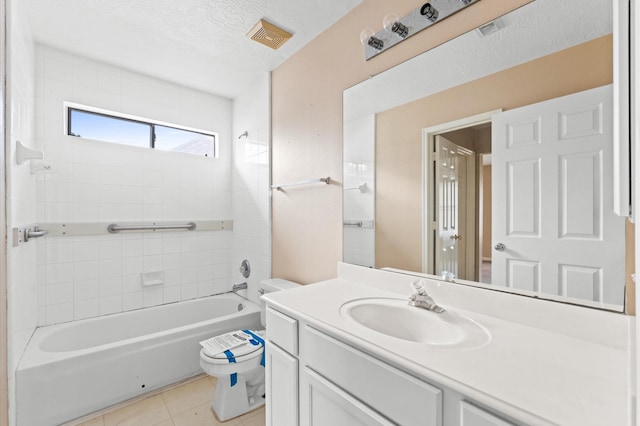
<box><xmin>449</xmin><ymin>234</ymin><xmax>463</xmax><ymax>240</ymax></box>
<box><xmin>494</xmin><ymin>243</ymin><xmax>505</xmax><ymax>251</ymax></box>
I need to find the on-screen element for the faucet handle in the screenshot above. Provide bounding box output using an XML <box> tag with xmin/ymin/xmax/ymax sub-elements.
<box><xmin>410</xmin><ymin>279</ymin><xmax>428</xmax><ymax>295</ymax></box>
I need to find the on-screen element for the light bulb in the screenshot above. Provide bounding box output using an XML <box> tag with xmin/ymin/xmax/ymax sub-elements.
<box><xmin>383</xmin><ymin>13</ymin><xmax>399</xmax><ymax>33</ymax></box>
<box><xmin>383</xmin><ymin>13</ymin><xmax>408</xmax><ymax>38</ymax></box>
<box><xmin>359</xmin><ymin>28</ymin><xmax>384</xmax><ymax>51</ymax></box>
<box><xmin>359</xmin><ymin>28</ymin><xmax>375</xmax><ymax>46</ymax></box>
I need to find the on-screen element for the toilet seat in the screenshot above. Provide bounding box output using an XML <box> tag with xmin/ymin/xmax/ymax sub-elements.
<box><xmin>201</xmin><ymin>330</ymin><xmax>264</xmax><ymax>365</ymax></box>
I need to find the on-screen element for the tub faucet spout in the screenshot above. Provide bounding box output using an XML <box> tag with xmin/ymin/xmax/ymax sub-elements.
<box><xmin>232</xmin><ymin>282</ymin><xmax>248</xmax><ymax>292</ymax></box>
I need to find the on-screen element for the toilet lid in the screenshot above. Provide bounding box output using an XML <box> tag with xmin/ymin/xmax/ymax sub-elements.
<box><xmin>202</xmin><ymin>330</ymin><xmax>264</xmax><ymax>360</ymax></box>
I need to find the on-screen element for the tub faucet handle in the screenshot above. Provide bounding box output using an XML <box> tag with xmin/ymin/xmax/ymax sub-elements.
<box><xmin>239</xmin><ymin>260</ymin><xmax>250</xmax><ymax>278</ymax></box>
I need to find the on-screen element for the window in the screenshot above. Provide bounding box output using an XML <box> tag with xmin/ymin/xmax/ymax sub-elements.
<box><xmin>67</xmin><ymin>105</ymin><xmax>217</xmax><ymax>158</ymax></box>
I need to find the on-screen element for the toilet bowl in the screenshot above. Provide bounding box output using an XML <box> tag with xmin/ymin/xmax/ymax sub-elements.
<box><xmin>199</xmin><ymin>279</ymin><xmax>300</xmax><ymax>421</ymax></box>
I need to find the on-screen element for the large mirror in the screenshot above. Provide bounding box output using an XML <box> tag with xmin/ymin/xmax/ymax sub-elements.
<box><xmin>343</xmin><ymin>0</ymin><xmax>630</xmax><ymax>311</ymax></box>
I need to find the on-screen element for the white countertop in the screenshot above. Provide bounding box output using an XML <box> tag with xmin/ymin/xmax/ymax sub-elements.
<box><xmin>264</xmin><ymin>263</ymin><xmax>633</xmax><ymax>426</ymax></box>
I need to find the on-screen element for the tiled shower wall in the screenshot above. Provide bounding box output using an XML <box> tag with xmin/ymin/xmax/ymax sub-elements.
<box><xmin>6</xmin><ymin>0</ymin><xmax>37</xmax><ymax>420</ymax></box>
<box><xmin>232</xmin><ymin>72</ymin><xmax>272</xmax><ymax>305</ymax></box>
<box><xmin>33</xmin><ymin>45</ymin><xmax>234</xmax><ymax>325</ymax></box>
<box><xmin>343</xmin><ymin>114</ymin><xmax>375</xmax><ymax>268</ymax></box>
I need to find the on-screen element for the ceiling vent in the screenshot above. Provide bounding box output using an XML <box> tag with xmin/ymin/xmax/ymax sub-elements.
<box><xmin>247</xmin><ymin>19</ymin><xmax>292</xmax><ymax>50</ymax></box>
<box><xmin>475</xmin><ymin>19</ymin><xmax>504</xmax><ymax>38</ymax></box>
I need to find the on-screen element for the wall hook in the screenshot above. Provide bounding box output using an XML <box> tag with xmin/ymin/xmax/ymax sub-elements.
<box><xmin>238</xmin><ymin>131</ymin><xmax>249</xmax><ymax>139</ymax></box>
<box><xmin>30</xmin><ymin>160</ymin><xmax>52</xmax><ymax>175</ymax></box>
<box><xmin>16</xmin><ymin>140</ymin><xmax>44</xmax><ymax>165</ymax></box>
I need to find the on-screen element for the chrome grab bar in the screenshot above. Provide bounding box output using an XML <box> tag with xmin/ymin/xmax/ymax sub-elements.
<box><xmin>271</xmin><ymin>176</ymin><xmax>330</xmax><ymax>191</ymax></box>
<box><xmin>107</xmin><ymin>222</ymin><xmax>197</xmax><ymax>233</ymax></box>
<box><xmin>13</xmin><ymin>225</ymin><xmax>49</xmax><ymax>246</ymax></box>
<box><xmin>343</xmin><ymin>220</ymin><xmax>363</xmax><ymax>227</ymax></box>
<box><xmin>26</xmin><ymin>226</ymin><xmax>48</xmax><ymax>241</ymax></box>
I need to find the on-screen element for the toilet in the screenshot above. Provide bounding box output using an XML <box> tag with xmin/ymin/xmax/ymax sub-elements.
<box><xmin>199</xmin><ymin>278</ymin><xmax>300</xmax><ymax>421</ymax></box>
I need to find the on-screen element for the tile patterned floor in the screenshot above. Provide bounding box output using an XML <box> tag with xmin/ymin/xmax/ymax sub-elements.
<box><xmin>68</xmin><ymin>375</ymin><xmax>265</xmax><ymax>426</ymax></box>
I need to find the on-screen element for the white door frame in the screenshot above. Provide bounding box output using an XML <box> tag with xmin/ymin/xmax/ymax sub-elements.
<box><xmin>422</xmin><ymin>110</ymin><xmax>501</xmax><ymax>276</ymax></box>
<box><xmin>0</xmin><ymin>0</ymin><xmax>8</xmax><ymax>422</ymax></box>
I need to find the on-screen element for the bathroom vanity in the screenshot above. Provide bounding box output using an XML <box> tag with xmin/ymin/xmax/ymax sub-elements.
<box><xmin>263</xmin><ymin>263</ymin><xmax>632</xmax><ymax>426</ymax></box>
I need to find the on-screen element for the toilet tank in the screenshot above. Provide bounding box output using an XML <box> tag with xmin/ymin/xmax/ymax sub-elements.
<box><xmin>259</xmin><ymin>278</ymin><xmax>300</xmax><ymax>326</ymax></box>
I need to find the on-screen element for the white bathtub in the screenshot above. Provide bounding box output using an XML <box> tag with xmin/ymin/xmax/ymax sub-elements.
<box><xmin>16</xmin><ymin>293</ymin><xmax>261</xmax><ymax>426</ymax></box>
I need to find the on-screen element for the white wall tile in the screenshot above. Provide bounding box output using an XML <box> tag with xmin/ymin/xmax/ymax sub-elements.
<box><xmin>230</xmin><ymin>72</ymin><xmax>272</xmax><ymax>299</ymax></box>
<box><xmin>197</xmin><ymin>281</ymin><xmax>214</xmax><ymax>297</ymax></box>
<box><xmin>143</xmin><ymin>237</ymin><xmax>163</xmax><ymax>256</ymax></box>
<box><xmin>164</xmin><ymin>269</ymin><xmax>181</xmax><ymax>286</ymax></box>
<box><xmin>181</xmin><ymin>267</ymin><xmax>197</xmax><ymax>285</ymax></box>
<box><xmin>143</xmin><ymin>287</ymin><xmax>163</xmax><ymax>307</ymax></box>
<box><xmin>163</xmin><ymin>253</ymin><xmax>181</xmax><ymax>270</ymax></box>
<box><xmin>180</xmin><ymin>283</ymin><xmax>198</xmax><ymax>301</ymax></box>
<box><xmin>73</xmin><ymin>64</ymin><xmax>98</xmax><ymax>89</ymax></box>
<box><xmin>46</xmin><ymin>302</ymin><xmax>74</xmax><ymax>324</ymax></box>
<box><xmin>45</xmin><ymin>57</ymin><xmax>73</xmax><ymax>83</ymax></box>
<box><xmin>163</xmin><ymin>286</ymin><xmax>181</xmax><ymax>304</ymax></box>
<box><xmin>73</xmin><ymin>260</ymin><xmax>100</xmax><ymax>281</ymax></box>
<box><xmin>46</xmin><ymin>283</ymin><xmax>74</xmax><ymax>305</ymax></box>
<box><xmin>45</xmin><ymin>241</ymin><xmax>74</xmax><ymax>264</ymax></box>
<box><xmin>98</xmin><ymin>70</ymin><xmax>121</xmax><ymax>94</ymax></box>
<box><xmin>7</xmin><ymin>62</ymin><xmax>39</xmax><ymax>373</ymax></box>
<box><xmin>121</xmin><ymin>76</ymin><xmax>143</xmax><ymax>100</ymax></box>
<box><xmin>122</xmin><ymin>256</ymin><xmax>144</xmax><ymax>276</ymax></box>
<box><xmin>99</xmin><ymin>276</ymin><xmax>122</xmax><ymax>297</ymax></box>
<box><xmin>17</xmin><ymin>45</ymin><xmax>271</xmax><ymax>337</ymax></box>
<box><xmin>74</xmin><ymin>279</ymin><xmax>100</xmax><ymax>301</ymax></box>
<box><xmin>73</xmin><ymin>240</ymin><xmax>100</xmax><ymax>262</ymax></box>
<box><xmin>45</xmin><ymin>263</ymin><xmax>73</xmax><ymax>284</ymax></box>
<box><xmin>122</xmin><ymin>291</ymin><xmax>144</xmax><ymax>311</ymax></box>
<box><xmin>74</xmin><ymin>298</ymin><xmax>100</xmax><ymax>320</ymax></box>
<box><xmin>99</xmin><ymin>239</ymin><xmax>122</xmax><ymax>259</ymax></box>
<box><xmin>72</xmin><ymin>203</ymin><xmax>100</xmax><ymax>222</ymax></box>
<box><xmin>99</xmin><ymin>295</ymin><xmax>122</xmax><ymax>315</ymax></box>
<box><xmin>99</xmin><ymin>258</ymin><xmax>122</xmax><ymax>278</ymax></box>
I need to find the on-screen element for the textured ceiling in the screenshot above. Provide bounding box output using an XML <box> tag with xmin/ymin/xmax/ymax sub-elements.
<box><xmin>24</xmin><ymin>0</ymin><xmax>362</xmax><ymax>98</ymax></box>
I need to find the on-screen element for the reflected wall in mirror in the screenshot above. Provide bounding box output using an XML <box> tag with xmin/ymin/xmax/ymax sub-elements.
<box><xmin>343</xmin><ymin>0</ymin><xmax>630</xmax><ymax>311</ymax></box>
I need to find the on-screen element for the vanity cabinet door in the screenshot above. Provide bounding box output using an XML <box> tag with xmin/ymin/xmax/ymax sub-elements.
<box><xmin>304</xmin><ymin>326</ymin><xmax>442</xmax><ymax>426</ymax></box>
<box><xmin>300</xmin><ymin>367</ymin><xmax>395</xmax><ymax>426</ymax></box>
<box><xmin>266</xmin><ymin>307</ymin><xmax>299</xmax><ymax>355</ymax></box>
<box><xmin>460</xmin><ymin>401</ymin><xmax>515</xmax><ymax>426</ymax></box>
<box><xmin>265</xmin><ymin>343</ymin><xmax>298</xmax><ymax>426</ymax></box>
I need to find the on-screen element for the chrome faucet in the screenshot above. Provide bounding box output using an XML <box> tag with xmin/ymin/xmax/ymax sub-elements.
<box><xmin>408</xmin><ymin>280</ymin><xmax>445</xmax><ymax>313</ymax></box>
<box><xmin>232</xmin><ymin>282</ymin><xmax>248</xmax><ymax>292</ymax></box>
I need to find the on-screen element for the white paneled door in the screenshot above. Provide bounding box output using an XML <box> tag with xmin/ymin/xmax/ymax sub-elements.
<box><xmin>491</xmin><ymin>85</ymin><xmax>625</xmax><ymax>306</ymax></box>
<box><xmin>434</xmin><ymin>135</ymin><xmax>474</xmax><ymax>280</ymax></box>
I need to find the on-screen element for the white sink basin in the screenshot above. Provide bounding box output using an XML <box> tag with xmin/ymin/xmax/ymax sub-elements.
<box><xmin>339</xmin><ymin>298</ymin><xmax>490</xmax><ymax>349</ymax></box>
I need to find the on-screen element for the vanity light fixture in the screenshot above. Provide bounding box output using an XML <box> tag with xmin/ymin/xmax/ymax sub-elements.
<box><xmin>361</xmin><ymin>0</ymin><xmax>478</xmax><ymax>60</ymax></box>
